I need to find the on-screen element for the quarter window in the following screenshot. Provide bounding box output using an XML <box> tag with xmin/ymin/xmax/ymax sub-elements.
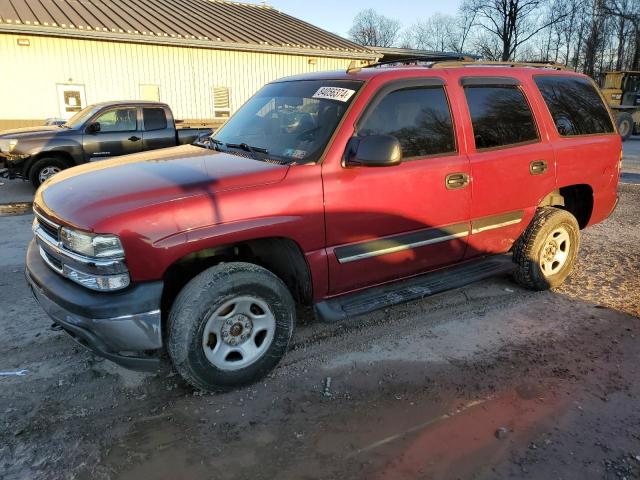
<box><xmin>464</xmin><ymin>86</ymin><xmax>539</xmax><ymax>149</ymax></box>
<box><xmin>143</xmin><ymin>107</ymin><xmax>167</xmax><ymax>131</ymax></box>
<box><xmin>359</xmin><ymin>87</ymin><xmax>456</xmax><ymax>158</ymax></box>
<box><xmin>534</xmin><ymin>76</ymin><xmax>615</xmax><ymax>136</ymax></box>
<box><xmin>93</xmin><ymin>108</ymin><xmax>137</xmax><ymax>133</ymax></box>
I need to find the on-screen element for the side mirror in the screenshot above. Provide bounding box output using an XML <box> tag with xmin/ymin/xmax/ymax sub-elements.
<box><xmin>87</xmin><ymin>122</ymin><xmax>101</xmax><ymax>134</ymax></box>
<box><xmin>346</xmin><ymin>135</ymin><xmax>402</xmax><ymax>167</ymax></box>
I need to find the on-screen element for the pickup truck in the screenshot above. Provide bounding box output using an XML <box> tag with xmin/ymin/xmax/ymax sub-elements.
<box><xmin>26</xmin><ymin>63</ymin><xmax>621</xmax><ymax>392</ymax></box>
<box><xmin>0</xmin><ymin>101</ymin><xmax>212</xmax><ymax>187</ymax></box>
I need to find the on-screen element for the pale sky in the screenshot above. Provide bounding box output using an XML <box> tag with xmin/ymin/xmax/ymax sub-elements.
<box><xmin>247</xmin><ymin>0</ymin><xmax>463</xmax><ymax>38</ymax></box>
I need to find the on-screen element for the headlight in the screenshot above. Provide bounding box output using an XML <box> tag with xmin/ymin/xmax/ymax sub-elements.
<box><xmin>60</xmin><ymin>227</ymin><xmax>125</xmax><ymax>259</ymax></box>
<box><xmin>0</xmin><ymin>138</ymin><xmax>18</xmax><ymax>153</ymax></box>
<box><xmin>62</xmin><ymin>264</ymin><xmax>130</xmax><ymax>291</ymax></box>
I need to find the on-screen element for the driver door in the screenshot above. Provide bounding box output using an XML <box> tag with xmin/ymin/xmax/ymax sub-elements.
<box><xmin>83</xmin><ymin>106</ymin><xmax>143</xmax><ymax>162</ymax></box>
<box><xmin>322</xmin><ymin>80</ymin><xmax>471</xmax><ymax>294</ymax></box>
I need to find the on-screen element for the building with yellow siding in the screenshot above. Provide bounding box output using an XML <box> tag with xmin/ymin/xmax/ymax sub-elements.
<box><xmin>0</xmin><ymin>0</ymin><xmax>376</xmax><ymax>130</ymax></box>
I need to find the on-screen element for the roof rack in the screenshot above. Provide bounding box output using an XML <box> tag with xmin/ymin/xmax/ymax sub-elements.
<box><xmin>431</xmin><ymin>60</ymin><xmax>569</xmax><ymax>70</ymax></box>
<box><xmin>364</xmin><ymin>54</ymin><xmax>476</xmax><ymax>69</ymax></box>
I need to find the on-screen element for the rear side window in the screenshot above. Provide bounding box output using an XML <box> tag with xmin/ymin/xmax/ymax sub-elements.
<box><xmin>359</xmin><ymin>87</ymin><xmax>456</xmax><ymax>158</ymax></box>
<box><xmin>464</xmin><ymin>86</ymin><xmax>539</xmax><ymax>149</ymax></box>
<box><xmin>143</xmin><ymin>107</ymin><xmax>167</xmax><ymax>131</ymax></box>
<box><xmin>534</xmin><ymin>76</ymin><xmax>614</xmax><ymax>136</ymax></box>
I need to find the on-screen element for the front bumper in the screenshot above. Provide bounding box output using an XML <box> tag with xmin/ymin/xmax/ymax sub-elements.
<box><xmin>26</xmin><ymin>240</ymin><xmax>164</xmax><ymax>371</ymax></box>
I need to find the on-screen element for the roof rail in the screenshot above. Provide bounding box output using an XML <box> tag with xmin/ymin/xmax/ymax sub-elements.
<box><xmin>430</xmin><ymin>60</ymin><xmax>569</xmax><ymax>70</ymax></box>
<box><xmin>363</xmin><ymin>54</ymin><xmax>476</xmax><ymax>69</ymax></box>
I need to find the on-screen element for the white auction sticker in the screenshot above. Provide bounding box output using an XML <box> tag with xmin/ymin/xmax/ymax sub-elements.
<box><xmin>312</xmin><ymin>86</ymin><xmax>356</xmax><ymax>102</ymax></box>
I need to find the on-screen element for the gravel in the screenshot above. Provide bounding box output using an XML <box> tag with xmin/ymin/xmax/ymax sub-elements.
<box><xmin>0</xmin><ymin>184</ymin><xmax>638</xmax><ymax>480</ymax></box>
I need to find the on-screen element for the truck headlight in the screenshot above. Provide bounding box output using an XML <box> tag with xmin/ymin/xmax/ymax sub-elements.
<box><xmin>0</xmin><ymin>138</ymin><xmax>18</xmax><ymax>153</ymax></box>
<box><xmin>60</xmin><ymin>227</ymin><xmax>125</xmax><ymax>259</ymax></box>
<box><xmin>62</xmin><ymin>264</ymin><xmax>130</xmax><ymax>291</ymax></box>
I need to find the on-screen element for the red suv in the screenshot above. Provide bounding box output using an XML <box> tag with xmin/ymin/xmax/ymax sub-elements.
<box><xmin>26</xmin><ymin>62</ymin><xmax>621</xmax><ymax>391</ymax></box>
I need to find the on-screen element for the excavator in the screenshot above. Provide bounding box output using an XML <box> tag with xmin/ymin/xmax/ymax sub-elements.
<box><xmin>601</xmin><ymin>70</ymin><xmax>640</xmax><ymax>140</ymax></box>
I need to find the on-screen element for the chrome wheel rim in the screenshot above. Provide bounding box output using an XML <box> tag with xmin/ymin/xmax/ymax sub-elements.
<box><xmin>202</xmin><ymin>296</ymin><xmax>275</xmax><ymax>371</ymax></box>
<box><xmin>38</xmin><ymin>166</ymin><xmax>61</xmax><ymax>183</ymax></box>
<box><xmin>539</xmin><ymin>226</ymin><xmax>571</xmax><ymax>276</ymax></box>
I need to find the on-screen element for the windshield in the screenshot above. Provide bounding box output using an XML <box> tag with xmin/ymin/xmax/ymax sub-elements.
<box><xmin>63</xmin><ymin>104</ymin><xmax>102</xmax><ymax>129</ymax></box>
<box><xmin>213</xmin><ymin>80</ymin><xmax>363</xmax><ymax>164</ymax></box>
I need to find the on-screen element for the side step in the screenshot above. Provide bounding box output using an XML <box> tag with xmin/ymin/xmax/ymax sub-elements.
<box><xmin>315</xmin><ymin>255</ymin><xmax>515</xmax><ymax>323</ymax></box>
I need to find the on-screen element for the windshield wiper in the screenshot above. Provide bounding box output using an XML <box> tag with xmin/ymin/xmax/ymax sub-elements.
<box><xmin>225</xmin><ymin>143</ymin><xmax>268</xmax><ymax>161</ymax></box>
<box><xmin>208</xmin><ymin>137</ymin><xmax>225</xmax><ymax>151</ymax></box>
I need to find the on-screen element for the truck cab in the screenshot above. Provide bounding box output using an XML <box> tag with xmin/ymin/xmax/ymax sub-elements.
<box><xmin>25</xmin><ymin>62</ymin><xmax>621</xmax><ymax>392</ymax></box>
<box><xmin>0</xmin><ymin>101</ymin><xmax>211</xmax><ymax>187</ymax></box>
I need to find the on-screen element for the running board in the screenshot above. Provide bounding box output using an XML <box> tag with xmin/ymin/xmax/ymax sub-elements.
<box><xmin>314</xmin><ymin>255</ymin><xmax>515</xmax><ymax>323</ymax></box>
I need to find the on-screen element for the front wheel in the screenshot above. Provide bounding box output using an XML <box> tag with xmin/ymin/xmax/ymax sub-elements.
<box><xmin>512</xmin><ymin>207</ymin><xmax>580</xmax><ymax>290</ymax></box>
<box><xmin>616</xmin><ymin>112</ymin><xmax>634</xmax><ymax>141</ymax></box>
<box><xmin>28</xmin><ymin>157</ymin><xmax>67</xmax><ymax>188</ymax></box>
<box><xmin>167</xmin><ymin>262</ymin><xmax>295</xmax><ymax>391</ymax></box>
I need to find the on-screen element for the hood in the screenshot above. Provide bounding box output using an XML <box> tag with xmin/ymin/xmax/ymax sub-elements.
<box><xmin>36</xmin><ymin>145</ymin><xmax>289</xmax><ymax>229</ymax></box>
<box><xmin>0</xmin><ymin>126</ymin><xmax>65</xmax><ymax>138</ymax></box>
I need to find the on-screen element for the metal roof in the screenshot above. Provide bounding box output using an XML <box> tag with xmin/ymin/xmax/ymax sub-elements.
<box><xmin>0</xmin><ymin>0</ymin><xmax>375</xmax><ymax>59</ymax></box>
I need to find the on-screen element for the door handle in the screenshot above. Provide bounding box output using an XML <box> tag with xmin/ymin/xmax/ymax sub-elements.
<box><xmin>128</xmin><ymin>136</ymin><xmax>141</xmax><ymax>142</ymax></box>
<box><xmin>445</xmin><ymin>172</ymin><xmax>470</xmax><ymax>190</ymax></box>
<box><xmin>530</xmin><ymin>160</ymin><xmax>548</xmax><ymax>175</ymax></box>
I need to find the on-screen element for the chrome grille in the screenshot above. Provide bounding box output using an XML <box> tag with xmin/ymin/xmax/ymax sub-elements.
<box><xmin>35</xmin><ymin>212</ymin><xmax>60</xmax><ymax>242</ymax></box>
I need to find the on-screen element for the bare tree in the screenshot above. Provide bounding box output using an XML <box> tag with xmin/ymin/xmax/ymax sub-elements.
<box><xmin>348</xmin><ymin>9</ymin><xmax>401</xmax><ymax>47</ymax></box>
<box><xmin>408</xmin><ymin>14</ymin><xmax>458</xmax><ymax>52</ymax></box>
<box><xmin>583</xmin><ymin>0</ymin><xmax>607</xmax><ymax>76</ymax></box>
<box><xmin>462</xmin><ymin>0</ymin><xmax>566</xmax><ymax>60</ymax></box>
<box><xmin>603</xmin><ymin>0</ymin><xmax>640</xmax><ymax>69</ymax></box>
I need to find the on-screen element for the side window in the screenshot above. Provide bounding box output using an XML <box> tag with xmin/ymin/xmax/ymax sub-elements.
<box><xmin>359</xmin><ymin>87</ymin><xmax>456</xmax><ymax>158</ymax></box>
<box><xmin>464</xmin><ymin>86</ymin><xmax>539</xmax><ymax>149</ymax></box>
<box><xmin>93</xmin><ymin>108</ymin><xmax>137</xmax><ymax>133</ymax></box>
<box><xmin>534</xmin><ymin>76</ymin><xmax>615</xmax><ymax>136</ymax></box>
<box><xmin>143</xmin><ymin>107</ymin><xmax>167</xmax><ymax>131</ymax></box>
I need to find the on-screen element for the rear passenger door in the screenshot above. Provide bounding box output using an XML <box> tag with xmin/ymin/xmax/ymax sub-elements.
<box><xmin>142</xmin><ymin>107</ymin><xmax>176</xmax><ymax>150</ymax></box>
<box><xmin>323</xmin><ymin>79</ymin><xmax>471</xmax><ymax>294</ymax></box>
<box><xmin>459</xmin><ymin>77</ymin><xmax>556</xmax><ymax>258</ymax></box>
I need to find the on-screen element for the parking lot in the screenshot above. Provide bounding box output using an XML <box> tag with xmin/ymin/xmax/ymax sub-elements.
<box><xmin>0</xmin><ymin>143</ymin><xmax>639</xmax><ymax>479</ymax></box>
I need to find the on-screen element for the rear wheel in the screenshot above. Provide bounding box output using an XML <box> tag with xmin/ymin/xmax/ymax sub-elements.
<box><xmin>616</xmin><ymin>112</ymin><xmax>634</xmax><ymax>141</ymax></box>
<box><xmin>167</xmin><ymin>262</ymin><xmax>295</xmax><ymax>391</ymax></box>
<box><xmin>28</xmin><ymin>157</ymin><xmax>67</xmax><ymax>188</ymax></box>
<box><xmin>513</xmin><ymin>207</ymin><xmax>580</xmax><ymax>290</ymax></box>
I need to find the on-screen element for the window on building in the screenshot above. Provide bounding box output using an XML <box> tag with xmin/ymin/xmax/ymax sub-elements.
<box><xmin>534</xmin><ymin>76</ymin><xmax>615</xmax><ymax>136</ymax></box>
<box><xmin>214</xmin><ymin>86</ymin><xmax>231</xmax><ymax>119</ymax></box>
<box><xmin>143</xmin><ymin>107</ymin><xmax>167</xmax><ymax>131</ymax></box>
<box><xmin>464</xmin><ymin>86</ymin><xmax>539</xmax><ymax>149</ymax></box>
<box><xmin>94</xmin><ymin>108</ymin><xmax>137</xmax><ymax>132</ymax></box>
<box><xmin>140</xmin><ymin>84</ymin><xmax>160</xmax><ymax>102</ymax></box>
<box><xmin>358</xmin><ymin>87</ymin><xmax>456</xmax><ymax>158</ymax></box>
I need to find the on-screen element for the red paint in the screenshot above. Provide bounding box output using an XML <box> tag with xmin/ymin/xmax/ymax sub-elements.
<box><xmin>35</xmin><ymin>67</ymin><xmax>621</xmax><ymax>301</ymax></box>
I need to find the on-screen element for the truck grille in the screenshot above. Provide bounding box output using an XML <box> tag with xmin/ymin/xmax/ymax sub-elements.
<box><xmin>35</xmin><ymin>212</ymin><xmax>60</xmax><ymax>242</ymax></box>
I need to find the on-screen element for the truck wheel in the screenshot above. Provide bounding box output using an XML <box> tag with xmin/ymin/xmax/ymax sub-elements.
<box><xmin>512</xmin><ymin>207</ymin><xmax>580</xmax><ymax>291</ymax></box>
<box><xmin>616</xmin><ymin>112</ymin><xmax>634</xmax><ymax>141</ymax></box>
<box><xmin>167</xmin><ymin>262</ymin><xmax>295</xmax><ymax>391</ymax></box>
<box><xmin>29</xmin><ymin>157</ymin><xmax>67</xmax><ymax>188</ymax></box>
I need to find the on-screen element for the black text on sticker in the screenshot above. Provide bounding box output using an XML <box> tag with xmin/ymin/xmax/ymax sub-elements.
<box><xmin>312</xmin><ymin>87</ymin><xmax>356</xmax><ymax>102</ymax></box>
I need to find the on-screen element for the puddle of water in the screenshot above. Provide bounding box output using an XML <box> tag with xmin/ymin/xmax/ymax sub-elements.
<box><xmin>0</xmin><ymin>202</ymin><xmax>33</xmax><ymax>216</ymax></box>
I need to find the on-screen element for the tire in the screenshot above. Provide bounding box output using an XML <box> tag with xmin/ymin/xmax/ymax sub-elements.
<box><xmin>616</xmin><ymin>112</ymin><xmax>634</xmax><ymax>141</ymax></box>
<box><xmin>28</xmin><ymin>157</ymin><xmax>67</xmax><ymax>188</ymax></box>
<box><xmin>167</xmin><ymin>262</ymin><xmax>295</xmax><ymax>391</ymax></box>
<box><xmin>512</xmin><ymin>207</ymin><xmax>580</xmax><ymax>291</ymax></box>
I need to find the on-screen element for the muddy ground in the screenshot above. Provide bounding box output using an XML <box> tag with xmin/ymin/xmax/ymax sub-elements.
<box><xmin>0</xmin><ymin>184</ymin><xmax>638</xmax><ymax>480</ymax></box>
